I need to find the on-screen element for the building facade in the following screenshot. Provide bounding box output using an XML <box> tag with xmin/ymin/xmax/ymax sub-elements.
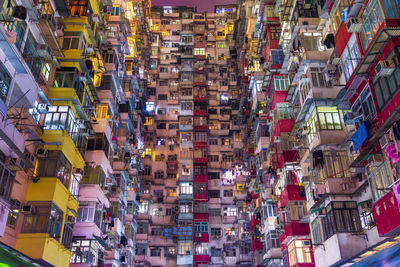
<box><xmin>1</xmin><ymin>0</ymin><xmax>400</xmax><ymax>267</ymax></box>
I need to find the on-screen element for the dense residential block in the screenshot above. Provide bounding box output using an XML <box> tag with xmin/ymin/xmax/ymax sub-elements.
<box><xmin>0</xmin><ymin>0</ymin><xmax>400</xmax><ymax>266</ymax></box>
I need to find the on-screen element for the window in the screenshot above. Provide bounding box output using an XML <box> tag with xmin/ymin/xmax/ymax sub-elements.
<box><xmin>311</xmin><ymin>219</ymin><xmax>323</xmax><ymax>244</ymax></box>
<box><xmin>367</xmin><ymin>160</ymin><xmax>394</xmax><ymax>201</ymax></box>
<box><xmin>167</xmin><ymin>188</ymin><xmax>177</xmax><ymax>197</ymax></box>
<box><xmin>22</xmin><ymin>202</ymin><xmax>64</xmax><ymax>241</ymax></box>
<box><xmin>154</xmin><ymin>171</ymin><xmax>164</xmax><ymax>179</ymax></box>
<box><xmin>341</xmin><ymin>34</ymin><xmax>361</xmax><ymax>81</ymax></box>
<box><xmin>288</xmin><ymin>240</ymin><xmax>312</xmax><ymax>267</ymax></box>
<box><xmin>36</xmin><ymin>150</ymin><xmax>72</xmax><ymax>187</ymax></box>
<box><xmin>151</xmin><ymin>208</ymin><xmax>163</xmax><ymax>216</ymax></box>
<box><xmin>182</xmin><ymin>88</ymin><xmax>192</xmax><ymax>96</ymax></box>
<box><xmin>309</xmin><ymin>67</ymin><xmax>326</xmax><ymax>88</ymax></box>
<box><xmin>224</xmin><ymin>246</ymin><xmax>236</xmax><ymax>257</ymax></box>
<box><xmin>158</xmin><ymin>94</ymin><xmax>168</xmax><ymax>100</ymax></box>
<box><xmin>209</xmin><ymin>139</ymin><xmax>218</xmax><ymax>145</ymax></box>
<box><xmin>151</xmin><ymin>228</ymin><xmax>163</xmax><ymax>235</ymax></box>
<box><xmin>178</xmin><ymin>242</ymin><xmax>192</xmax><ymax>255</ymax></box>
<box><xmin>180</xmin><ymin>203</ymin><xmax>192</xmax><ymax>213</ymax></box>
<box><xmin>44</xmin><ymin>106</ymin><xmax>80</xmax><ymax>141</ymax></box>
<box><xmin>360</xmin><ymin>0</ymin><xmax>384</xmax><ymax>50</ymax></box>
<box><xmin>209</xmin><ymin>208</ymin><xmax>221</xmax><ymax>216</ymax></box>
<box><xmin>181</xmin><ymin>102</ymin><xmax>192</xmax><ymax>110</ymax></box>
<box><xmin>288</xmin><ymin>201</ymin><xmax>307</xmax><ymax>221</ymax></box>
<box><xmin>62</xmin><ymin>32</ymin><xmax>84</xmax><ymax>50</ymax></box>
<box><xmin>181</xmin><ymin>165</ymin><xmax>191</xmax><ymax>175</ymax></box>
<box><xmin>274</xmin><ymin>76</ymin><xmax>289</xmax><ymax>90</ymax></box>
<box><xmin>136</xmin><ymin>243</ymin><xmax>147</xmax><ymax>255</ymax></box>
<box><xmin>211</xmin><ymin>228</ymin><xmax>222</xmax><ymax>238</ymax></box>
<box><xmin>264</xmin><ymin>201</ymin><xmax>277</xmax><ymax>217</ymax></box>
<box><xmin>150</xmin><ymin>247</ymin><xmax>161</xmax><ymax>257</ymax></box>
<box><xmin>194</xmin><ymin>132</ymin><xmax>207</xmax><ymax>142</ymax></box>
<box><xmin>194</xmin><ymin>183</ymin><xmax>207</xmax><ymax>194</ymax></box>
<box><xmin>266</xmin><ymin>230</ymin><xmax>280</xmax><ymax>249</ymax></box>
<box><xmin>316</xmin><ymin>201</ymin><xmax>362</xmax><ymax>241</ymax></box>
<box><xmin>0</xmin><ymin>159</ymin><xmax>15</xmax><ymax>200</ymax></box>
<box><xmin>224</xmin><ymin>207</ymin><xmax>237</xmax><ymax>216</ymax></box>
<box><xmin>70</xmin><ymin>240</ymin><xmax>99</xmax><ymax>264</ymax></box>
<box><xmin>194</xmin><ymin>48</ymin><xmax>205</xmax><ymax>55</ymax></box>
<box><xmin>137</xmin><ymin>222</ymin><xmax>148</xmax><ymax>234</ymax></box>
<box><xmin>306</xmin><ymin>107</ymin><xmax>345</xmax><ymax>144</ymax></box>
<box><xmin>373</xmin><ymin>62</ymin><xmax>400</xmax><ymax>111</ymax></box>
<box><xmin>351</xmin><ymin>85</ymin><xmax>376</xmax><ymax>121</ymax></box>
<box><xmin>194</xmin><ymin>202</ymin><xmax>208</xmax><ymax>213</ymax></box>
<box><xmin>223</xmin><ymin>190</ymin><xmax>233</xmax><ymax>197</ymax></box>
<box><xmin>211</xmin><ymin>247</ymin><xmax>222</xmax><ymax>256</ymax></box>
<box><xmin>61</xmin><ymin>216</ymin><xmax>75</xmax><ymax>249</ymax></box>
<box><xmin>194</xmin><ymin>222</ymin><xmax>208</xmax><ymax>232</ymax></box>
<box><xmin>208</xmin><ymin>190</ymin><xmax>220</xmax><ymax>198</ymax></box>
<box><xmin>165</xmin><ymin>247</ymin><xmax>176</xmax><ymax>257</ymax></box>
<box><xmin>138</xmin><ymin>201</ymin><xmax>149</xmax><ymax>214</ymax></box>
<box><xmin>270</xmin><ymin>26</ymin><xmax>280</xmax><ymax>40</ymax></box>
<box><xmin>208</xmin><ymin>155</ymin><xmax>219</xmax><ymax>162</ymax></box>
<box><xmin>193</xmin><ymin>148</ymin><xmax>207</xmax><ymax>159</ymax></box>
<box><xmin>179</xmin><ymin>117</ymin><xmax>193</xmax><ymax>125</ymax></box>
<box><xmin>77</xmin><ymin>202</ymin><xmax>96</xmax><ymax>222</ymax></box>
<box><xmin>195</xmin><ymin>243</ymin><xmax>208</xmax><ymax>255</ymax></box>
<box><xmin>180</xmin><ymin>182</ymin><xmax>193</xmax><ymax>194</ymax></box>
<box><xmin>314</xmin><ymin>150</ymin><xmax>351</xmax><ymax>181</ymax></box>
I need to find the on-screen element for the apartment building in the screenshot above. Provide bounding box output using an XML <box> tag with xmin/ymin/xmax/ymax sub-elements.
<box><xmin>1</xmin><ymin>0</ymin><xmax>400</xmax><ymax>266</ymax></box>
<box><xmin>133</xmin><ymin>5</ymin><xmax>253</xmax><ymax>267</ymax></box>
<box><xmin>239</xmin><ymin>0</ymin><xmax>400</xmax><ymax>266</ymax></box>
<box><xmin>0</xmin><ymin>0</ymin><xmax>148</xmax><ymax>266</ymax></box>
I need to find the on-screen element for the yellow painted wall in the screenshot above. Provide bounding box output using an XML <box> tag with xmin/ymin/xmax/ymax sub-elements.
<box><xmin>16</xmin><ymin>234</ymin><xmax>72</xmax><ymax>267</ymax></box>
<box><xmin>40</xmin><ymin>130</ymin><xmax>85</xmax><ymax>170</ymax></box>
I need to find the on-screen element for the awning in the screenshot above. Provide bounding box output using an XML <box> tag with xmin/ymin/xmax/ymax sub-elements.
<box><xmin>0</xmin><ymin>242</ymin><xmax>40</xmax><ymax>267</ymax></box>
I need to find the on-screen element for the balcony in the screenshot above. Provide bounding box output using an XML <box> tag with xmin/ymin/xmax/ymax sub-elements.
<box><xmin>313</xmin><ymin>233</ymin><xmax>367</xmax><ymax>267</ymax></box>
<box><xmin>373</xmin><ymin>184</ymin><xmax>400</xmax><ymax>237</ymax></box>
<box><xmin>278</xmin><ymin>184</ymin><xmax>306</xmax><ymax>208</ymax></box>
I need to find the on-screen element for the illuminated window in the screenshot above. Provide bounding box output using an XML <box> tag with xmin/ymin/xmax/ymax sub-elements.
<box><xmin>194</xmin><ymin>48</ymin><xmax>205</xmax><ymax>56</ymax></box>
<box><xmin>167</xmin><ymin>188</ymin><xmax>177</xmax><ymax>197</ymax></box>
<box><xmin>194</xmin><ymin>243</ymin><xmax>208</xmax><ymax>255</ymax></box>
<box><xmin>288</xmin><ymin>240</ymin><xmax>312</xmax><ymax>267</ymax></box>
<box><xmin>178</xmin><ymin>242</ymin><xmax>192</xmax><ymax>255</ymax></box>
<box><xmin>181</xmin><ymin>165</ymin><xmax>191</xmax><ymax>175</ymax></box>
<box><xmin>180</xmin><ymin>182</ymin><xmax>193</xmax><ymax>194</ymax></box>
<box><xmin>109</xmin><ymin>6</ymin><xmax>120</xmax><ymax>17</ymax></box>
<box><xmin>96</xmin><ymin>104</ymin><xmax>108</xmax><ymax>119</ymax></box>
<box><xmin>142</xmin><ymin>148</ymin><xmax>152</xmax><ymax>158</ymax></box>
<box><xmin>151</xmin><ymin>23</ymin><xmax>159</xmax><ymax>31</ymax></box>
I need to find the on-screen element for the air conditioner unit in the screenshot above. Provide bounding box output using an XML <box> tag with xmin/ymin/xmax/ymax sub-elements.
<box><xmin>21</xmin><ymin>205</ymin><xmax>36</xmax><ymax>214</ymax></box>
<box><xmin>92</xmin><ymin>14</ymin><xmax>100</xmax><ymax>22</ymax></box>
<box><xmin>10</xmin><ymin>199</ymin><xmax>21</xmax><ymax>208</ymax></box>
<box><xmin>37</xmin><ymin>103</ymin><xmax>49</xmax><ymax>114</ymax></box>
<box><xmin>346</xmin><ymin>18</ymin><xmax>364</xmax><ymax>32</ymax></box>
<box><xmin>106</xmin><ymin>177</ymin><xmax>115</xmax><ymax>186</ymax></box>
<box><xmin>274</xmin><ymin>137</ymin><xmax>280</xmax><ymax>143</ymax></box>
<box><xmin>54</xmin><ymin>25</ymin><xmax>64</xmax><ymax>37</ymax></box>
<box><xmin>343</xmin><ymin>112</ymin><xmax>363</xmax><ymax>125</ymax></box>
<box><xmin>379</xmin><ymin>134</ymin><xmax>393</xmax><ymax>149</ymax></box>
<box><xmin>302</xmin><ymin>126</ymin><xmax>309</xmax><ymax>134</ymax></box>
<box><xmin>369</xmin><ymin>153</ymin><xmax>385</xmax><ymax>166</ymax></box>
<box><xmin>85</xmin><ymin>44</ymin><xmax>95</xmax><ymax>54</ymax></box>
<box><xmin>24</xmin><ymin>150</ymin><xmax>36</xmax><ymax>166</ymax></box>
<box><xmin>6</xmin><ymin>157</ymin><xmax>25</xmax><ymax>171</ymax></box>
<box><xmin>375</xmin><ymin>60</ymin><xmax>395</xmax><ymax>76</ymax></box>
<box><xmin>35</xmin><ymin>148</ymin><xmax>48</xmax><ymax>158</ymax></box>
